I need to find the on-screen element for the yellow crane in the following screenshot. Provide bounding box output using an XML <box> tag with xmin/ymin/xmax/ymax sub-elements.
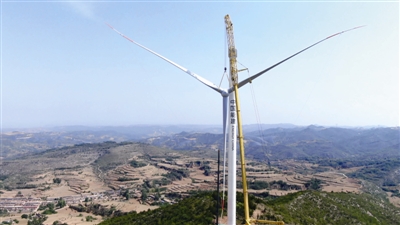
<box><xmin>224</xmin><ymin>14</ymin><xmax>362</xmax><ymax>225</ymax></box>
<box><xmin>224</xmin><ymin>14</ymin><xmax>284</xmax><ymax>225</ymax></box>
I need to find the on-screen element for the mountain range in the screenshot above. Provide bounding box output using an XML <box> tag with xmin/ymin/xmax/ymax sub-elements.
<box><xmin>2</xmin><ymin>124</ymin><xmax>398</xmax><ymax>161</ymax></box>
<box><xmin>142</xmin><ymin>125</ymin><xmax>400</xmax><ymax>160</ymax></box>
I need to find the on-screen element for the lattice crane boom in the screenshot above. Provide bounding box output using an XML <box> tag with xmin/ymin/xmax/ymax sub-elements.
<box><xmin>225</xmin><ymin>14</ymin><xmax>285</xmax><ymax>225</ymax></box>
<box><xmin>225</xmin><ymin>15</ymin><xmax>238</xmax><ymax>85</ymax></box>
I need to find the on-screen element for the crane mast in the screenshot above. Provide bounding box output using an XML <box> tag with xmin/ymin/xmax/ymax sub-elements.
<box><xmin>224</xmin><ymin>14</ymin><xmax>250</xmax><ymax>224</ymax></box>
<box><xmin>225</xmin><ymin>15</ymin><xmax>239</xmax><ymax>85</ymax></box>
<box><xmin>224</xmin><ymin>14</ymin><xmax>285</xmax><ymax>225</ymax></box>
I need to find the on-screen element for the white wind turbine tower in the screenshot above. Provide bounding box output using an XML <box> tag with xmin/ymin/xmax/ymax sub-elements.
<box><xmin>107</xmin><ymin>16</ymin><xmax>363</xmax><ymax>224</ymax></box>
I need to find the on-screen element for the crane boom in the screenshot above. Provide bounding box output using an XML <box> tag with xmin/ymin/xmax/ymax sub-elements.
<box><xmin>225</xmin><ymin>14</ymin><xmax>285</xmax><ymax>225</ymax></box>
<box><xmin>224</xmin><ymin>14</ymin><xmax>250</xmax><ymax>224</ymax></box>
<box><xmin>225</xmin><ymin>15</ymin><xmax>239</xmax><ymax>85</ymax></box>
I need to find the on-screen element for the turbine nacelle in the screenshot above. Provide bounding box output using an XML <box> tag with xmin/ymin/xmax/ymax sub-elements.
<box><xmin>221</xmin><ymin>91</ymin><xmax>229</xmax><ymax>97</ymax></box>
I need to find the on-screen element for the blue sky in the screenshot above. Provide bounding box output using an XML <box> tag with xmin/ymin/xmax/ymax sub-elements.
<box><xmin>1</xmin><ymin>1</ymin><xmax>399</xmax><ymax>128</ymax></box>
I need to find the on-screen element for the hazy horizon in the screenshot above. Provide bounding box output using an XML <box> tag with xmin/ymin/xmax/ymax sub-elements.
<box><xmin>2</xmin><ymin>123</ymin><xmax>397</xmax><ymax>132</ymax></box>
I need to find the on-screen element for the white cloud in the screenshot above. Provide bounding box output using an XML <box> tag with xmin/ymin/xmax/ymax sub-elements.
<box><xmin>65</xmin><ymin>1</ymin><xmax>96</xmax><ymax>20</ymax></box>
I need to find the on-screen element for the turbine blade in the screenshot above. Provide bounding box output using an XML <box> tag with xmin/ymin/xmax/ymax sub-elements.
<box><xmin>228</xmin><ymin>25</ymin><xmax>365</xmax><ymax>93</ymax></box>
<box><xmin>106</xmin><ymin>23</ymin><xmax>224</xmax><ymax>94</ymax></box>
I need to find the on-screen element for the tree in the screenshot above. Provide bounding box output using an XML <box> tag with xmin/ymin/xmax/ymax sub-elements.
<box><xmin>141</xmin><ymin>189</ymin><xmax>148</xmax><ymax>201</ymax></box>
<box><xmin>305</xmin><ymin>178</ymin><xmax>322</xmax><ymax>190</ymax></box>
<box><xmin>130</xmin><ymin>160</ymin><xmax>147</xmax><ymax>168</ymax></box>
<box><xmin>0</xmin><ymin>209</ymin><xmax>9</xmax><ymax>216</ymax></box>
<box><xmin>86</xmin><ymin>215</ymin><xmax>97</xmax><ymax>222</ymax></box>
<box><xmin>53</xmin><ymin>221</ymin><xmax>68</xmax><ymax>225</ymax></box>
<box><xmin>27</xmin><ymin>215</ymin><xmax>48</xmax><ymax>225</ymax></box>
<box><xmin>154</xmin><ymin>188</ymin><xmax>161</xmax><ymax>201</ymax></box>
<box><xmin>122</xmin><ymin>190</ymin><xmax>130</xmax><ymax>200</ymax></box>
<box><xmin>53</xmin><ymin>178</ymin><xmax>61</xmax><ymax>184</ymax></box>
<box><xmin>56</xmin><ymin>198</ymin><xmax>66</xmax><ymax>208</ymax></box>
<box><xmin>48</xmin><ymin>203</ymin><xmax>55</xmax><ymax>211</ymax></box>
<box><xmin>42</xmin><ymin>203</ymin><xmax>57</xmax><ymax>214</ymax></box>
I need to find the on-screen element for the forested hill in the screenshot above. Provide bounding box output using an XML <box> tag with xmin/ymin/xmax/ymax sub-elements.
<box><xmin>98</xmin><ymin>191</ymin><xmax>400</xmax><ymax>225</ymax></box>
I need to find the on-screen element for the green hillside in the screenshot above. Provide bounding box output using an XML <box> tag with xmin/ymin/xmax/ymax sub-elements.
<box><xmin>98</xmin><ymin>191</ymin><xmax>218</xmax><ymax>225</ymax></box>
<box><xmin>262</xmin><ymin>191</ymin><xmax>400</xmax><ymax>225</ymax></box>
<box><xmin>98</xmin><ymin>191</ymin><xmax>400</xmax><ymax>225</ymax></box>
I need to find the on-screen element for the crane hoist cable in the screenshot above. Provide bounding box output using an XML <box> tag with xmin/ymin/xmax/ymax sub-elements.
<box><xmin>241</xmin><ymin>64</ymin><xmax>271</xmax><ymax>167</ymax></box>
<box><xmin>219</xmin><ymin>26</ymin><xmax>228</xmax><ymax>89</ymax></box>
<box><xmin>219</xmin><ymin>67</ymin><xmax>228</xmax><ymax>88</ymax></box>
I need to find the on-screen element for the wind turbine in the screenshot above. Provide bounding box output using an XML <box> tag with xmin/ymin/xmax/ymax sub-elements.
<box><xmin>107</xmin><ymin>17</ymin><xmax>363</xmax><ymax>224</ymax></box>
